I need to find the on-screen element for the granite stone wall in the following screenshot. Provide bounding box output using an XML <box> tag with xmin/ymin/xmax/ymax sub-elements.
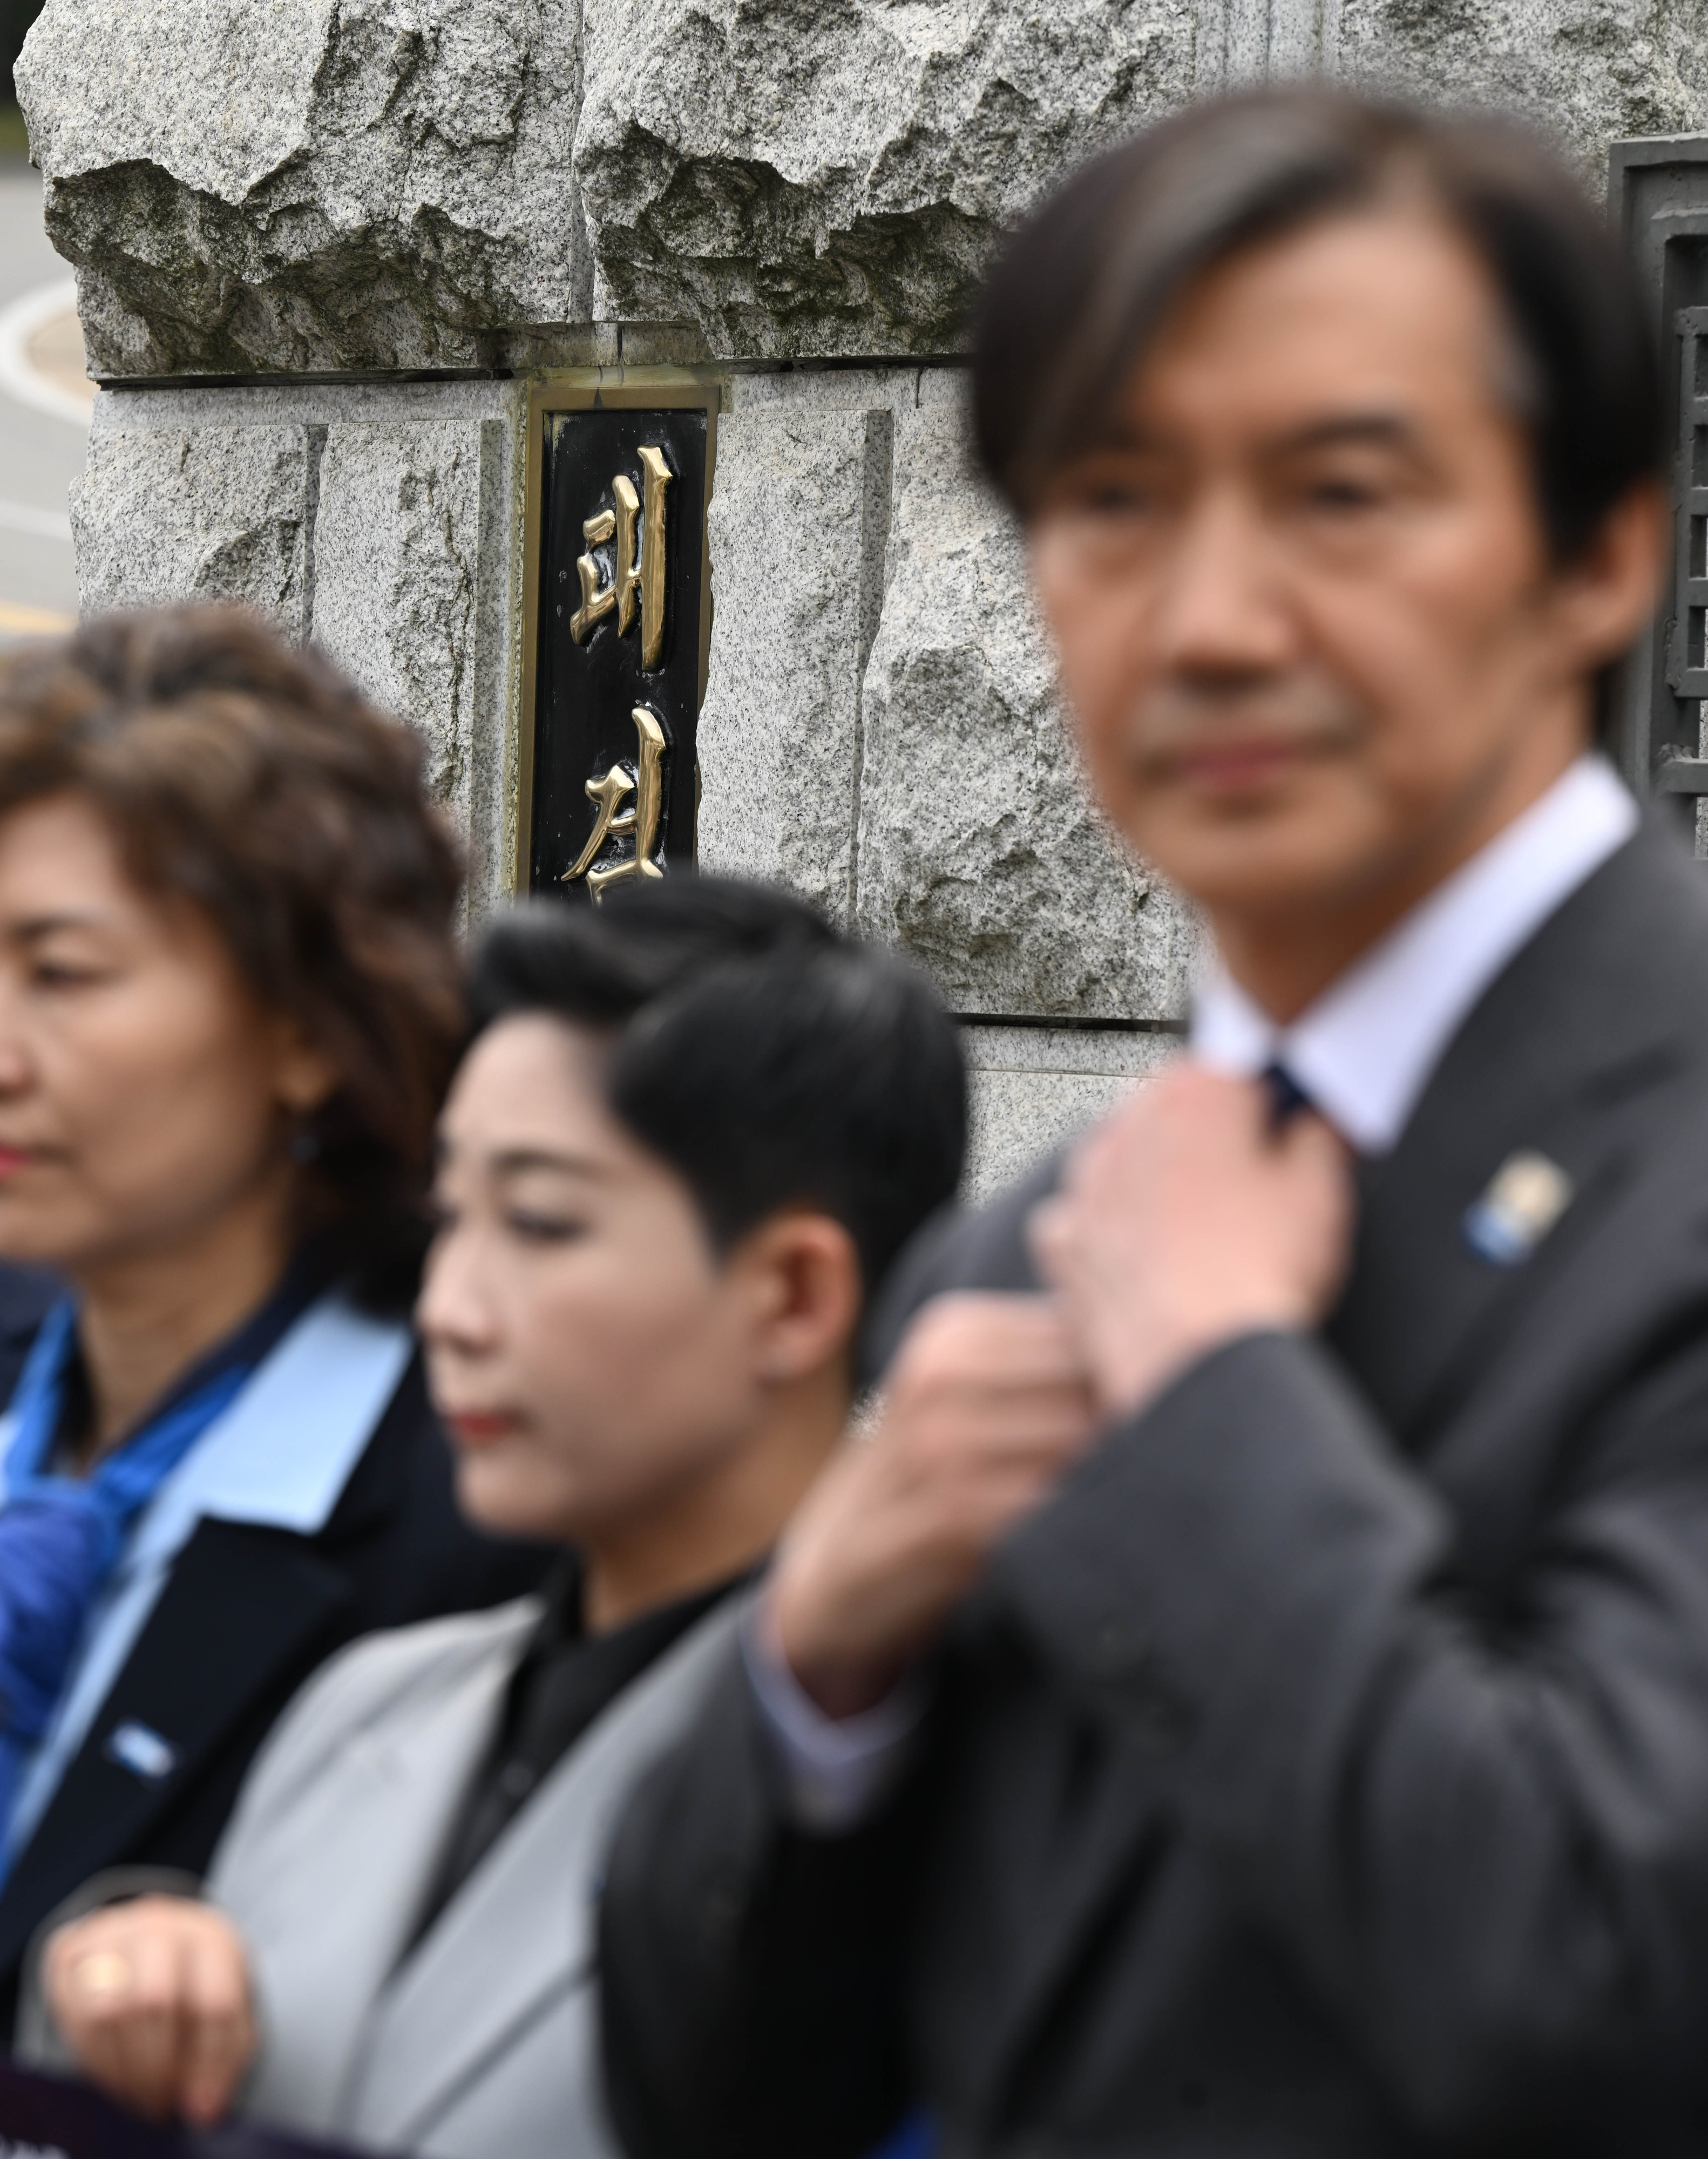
<box><xmin>71</xmin><ymin>379</ymin><xmax>526</xmax><ymax>929</ymax></box>
<box><xmin>19</xmin><ymin>0</ymin><xmax>1705</xmax><ymax>1193</ymax></box>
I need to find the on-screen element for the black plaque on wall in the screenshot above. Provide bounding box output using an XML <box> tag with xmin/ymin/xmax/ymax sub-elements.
<box><xmin>530</xmin><ymin>403</ymin><xmax>709</xmax><ymax>897</ymax></box>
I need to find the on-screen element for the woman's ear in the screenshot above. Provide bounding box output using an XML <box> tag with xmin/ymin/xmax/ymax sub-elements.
<box><xmin>736</xmin><ymin>1211</ymin><xmax>864</xmax><ymax>1386</ymax></box>
<box><xmin>272</xmin><ymin>1018</ymin><xmax>342</xmax><ymax>1118</ymax></box>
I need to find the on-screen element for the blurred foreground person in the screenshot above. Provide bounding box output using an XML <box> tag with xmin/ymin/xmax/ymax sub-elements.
<box><xmin>598</xmin><ymin>92</ymin><xmax>1708</xmax><ymax>2156</ymax></box>
<box><xmin>0</xmin><ymin>607</ymin><xmax>547</xmax><ymax>2035</ymax></box>
<box><xmin>25</xmin><ymin>882</ymin><xmax>965</xmax><ymax>2159</ymax></box>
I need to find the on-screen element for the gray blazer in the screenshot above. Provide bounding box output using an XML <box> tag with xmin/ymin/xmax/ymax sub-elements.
<box><xmin>30</xmin><ymin>1591</ymin><xmax>743</xmax><ymax>2159</ymax></box>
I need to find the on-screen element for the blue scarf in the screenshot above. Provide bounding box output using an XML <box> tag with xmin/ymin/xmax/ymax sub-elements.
<box><xmin>0</xmin><ymin>1302</ymin><xmax>253</xmax><ymax>1841</ymax></box>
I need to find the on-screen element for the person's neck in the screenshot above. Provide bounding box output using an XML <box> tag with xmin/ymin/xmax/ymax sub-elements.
<box><xmin>1212</xmin><ymin>725</ymin><xmax>1587</xmax><ymax>1026</ymax></box>
<box><xmin>581</xmin><ymin>1363</ymin><xmax>851</xmax><ymax>1634</ymax></box>
<box><xmin>67</xmin><ymin>1170</ymin><xmax>298</xmax><ymax>1465</ymax></box>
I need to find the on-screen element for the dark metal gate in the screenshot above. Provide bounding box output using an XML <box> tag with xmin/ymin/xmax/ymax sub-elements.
<box><xmin>1612</xmin><ymin>136</ymin><xmax>1708</xmax><ymax>836</ymax></box>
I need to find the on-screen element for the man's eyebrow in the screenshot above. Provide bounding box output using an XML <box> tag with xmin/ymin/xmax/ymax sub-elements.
<box><xmin>1270</xmin><ymin>412</ymin><xmax>1421</xmax><ymax>454</ymax></box>
<box><xmin>1069</xmin><ymin>411</ymin><xmax>1422</xmax><ymax>459</ymax></box>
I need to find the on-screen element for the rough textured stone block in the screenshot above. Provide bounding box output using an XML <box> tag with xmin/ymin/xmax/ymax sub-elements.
<box><xmin>23</xmin><ymin>0</ymin><xmax>1708</xmax><ymax>376</ymax></box>
<box><xmin>575</xmin><ymin>0</ymin><xmax>1702</xmax><ymax>358</ymax></box>
<box><xmin>1333</xmin><ymin>0</ymin><xmax>1708</xmax><ymax>182</ymax></box>
<box><xmin>575</xmin><ymin>0</ymin><xmax>1199</xmax><ymax>359</ymax></box>
<box><xmin>311</xmin><ymin>419</ymin><xmax>510</xmax><ymax>907</ymax></box>
<box><xmin>702</xmin><ymin>368</ymin><xmax>1189</xmax><ymax>1016</ymax></box>
<box><xmin>697</xmin><ymin>400</ymin><xmax>894</xmax><ymax>922</ymax></box>
<box><xmin>854</xmin><ymin>403</ymin><xmax>1192</xmax><ymax>1021</ymax></box>
<box><xmin>17</xmin><ymin>0</ymin><xmax>589</xmax><ymax>375</ymax></box>
<box><xmin>961</xmin><ymin>1023</ymin><xmax>1177</xmax><ymax>1198</ymax></box>
<box><xmin>73</xmin><ymin>381</ymin><xmax>527</xmax><ymax>921</ymax></box>
<box><xmin>70</xmin><ymin>424</ymin><xmax>308</xmax><ymax>630</ymax></box>
<box><xmin>728</xmin><ymin>367</ymin><xmax>926</xmax><ymax>416</ymax></box>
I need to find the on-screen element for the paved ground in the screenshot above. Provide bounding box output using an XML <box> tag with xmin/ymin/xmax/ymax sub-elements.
<box><xmin>0</xmin><ymin>152</ymin><xmax>86</xmax><ymax>638</ymax></box>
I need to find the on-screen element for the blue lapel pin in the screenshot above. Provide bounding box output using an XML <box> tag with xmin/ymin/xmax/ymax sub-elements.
<box><xmin>104</xmin><ymin>1719</ymin><xmax>180</xmax><ymax>1785</ymax></box>
<box><xmin>1463</xmin><ymin>1150</ymin><xmax>1575</xmax><ymax>1267</ymax></box>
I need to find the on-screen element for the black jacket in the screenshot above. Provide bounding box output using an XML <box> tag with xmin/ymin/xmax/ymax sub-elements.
<box><xmin>0</xmin><ymin>1352</ymin><xmax>549</xmax><ymax>2038</ymax></box>
<box><xmin>0</xmin><ymin>1265</ymin><xmax>60</xmax><ymax>1408</ymax></box>
<box><xmin>600</xmin><ymin>820</ymin><xmax>1708</xmax><ymax>2157</ymax></box>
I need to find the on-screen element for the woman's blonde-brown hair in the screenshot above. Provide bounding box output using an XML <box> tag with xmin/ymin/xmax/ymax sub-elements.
<box><xmin>0</xmin><ymin>603</ymin><xmax>466</xmax><ymax>1303</ymax></box>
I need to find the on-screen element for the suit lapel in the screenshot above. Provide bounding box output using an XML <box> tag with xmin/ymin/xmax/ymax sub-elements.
<box><xmin>0</xmin><ymin>1519</ymin><xmax>355</xmax><ymax>1975</ymax></box>
<box><xmin>1326</xmin><ymin>822</ymin><xmax>1703</xmax><ymax>1446</ymax></box>
<box><xmin>231</xmin><ymin>1608</ymin><xmax>533</xmax><ymax>2134</ymax></box>
<box><xmin>1329</xmin><ymin>1048</ymin><xmax>1655</xmax><ymax>1447</ymax></box>
<box><xmin>347</xmin><ymin>1598</ymin><xmax>745</xmax><ymax>2151</ymax></box>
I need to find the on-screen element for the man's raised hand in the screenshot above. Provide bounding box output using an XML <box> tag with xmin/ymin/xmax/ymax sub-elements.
<box><xmin>1032</xmin><ymin>1064</ymin><xmax>1353</xmax><ymax>1420</ymax></box>
<box><xmin>767</xmin><ymin>1294</ymin><xmax>1100</xmax><ymax>1717</ymax></box>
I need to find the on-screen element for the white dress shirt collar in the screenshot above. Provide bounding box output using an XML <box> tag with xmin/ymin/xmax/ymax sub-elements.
<box><xmin>1191</xmin><ymin>756</ymin><xmax>1639</xmax><ymax>1154</ymax></box>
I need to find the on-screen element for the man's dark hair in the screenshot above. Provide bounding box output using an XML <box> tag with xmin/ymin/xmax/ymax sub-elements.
<box><xmin>973</xmin><ymin>89</ymin><xmax>1664</xmax><ymax>563</ymax></box>
<box><xmin>469</xmin><ymin>879</ymin><xmax>967</xmax><ymax>1306</ymax></box>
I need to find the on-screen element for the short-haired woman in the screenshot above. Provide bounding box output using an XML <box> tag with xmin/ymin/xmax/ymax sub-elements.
<box><xmin>24</xmin><ymin>878</ymin><xmax>966</xmax><ymax>2159</ymax></box>
<box><xmin>0</xmin><ymin>606</ymin><xmax>547</xmax><ymax>2035</ymax></box>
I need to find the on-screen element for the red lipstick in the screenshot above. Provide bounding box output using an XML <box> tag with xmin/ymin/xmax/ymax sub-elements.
<box><xmin>445</xmin><ymin>1410</ymin><xmax>523</xmax><ymax>1448</ymax></box>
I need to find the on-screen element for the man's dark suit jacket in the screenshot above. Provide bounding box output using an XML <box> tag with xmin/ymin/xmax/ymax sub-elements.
<box><xmin>0</xmin><ymin>1353</ymin><xmax>549</xmax><ymax>2040</ymax></box>
<box><xmin>600</xmin><ymin>819</ymin><xmax>1708</xmax><ymax>2157</ymax></box>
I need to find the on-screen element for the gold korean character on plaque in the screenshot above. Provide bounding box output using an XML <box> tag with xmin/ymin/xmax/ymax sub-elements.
<box><xmin>560</xmin><ymin>705</ymin><xmax>668</xmax><ymax>902</ymax></box>
<box><xmin>568</xmin><ymin>446</ymin><xmax>672</xmax><ymax>670</ymax></box>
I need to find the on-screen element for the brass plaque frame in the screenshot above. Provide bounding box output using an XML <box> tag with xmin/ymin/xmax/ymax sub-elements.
<box><xmin>517</xmin><ymin>369</ymin><xmax>721</xmax><ymax>893</ymax></box>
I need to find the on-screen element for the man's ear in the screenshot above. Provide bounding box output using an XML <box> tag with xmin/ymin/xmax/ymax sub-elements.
<box><xmin>734</xmin><ymin>1211</ymin><xmax>864</xmax><ymax>1386</ymax></box>
<box><xmin>1551</xmin><ymin>479</ymin><xmax>1669</xmax><ymax>672</ymax></box>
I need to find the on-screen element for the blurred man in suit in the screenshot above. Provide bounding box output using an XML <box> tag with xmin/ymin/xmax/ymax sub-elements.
<box><xmin>598</xmin><ymin>91</ymin><xmax>1708</xmax><ymax>2156</ymax></box>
